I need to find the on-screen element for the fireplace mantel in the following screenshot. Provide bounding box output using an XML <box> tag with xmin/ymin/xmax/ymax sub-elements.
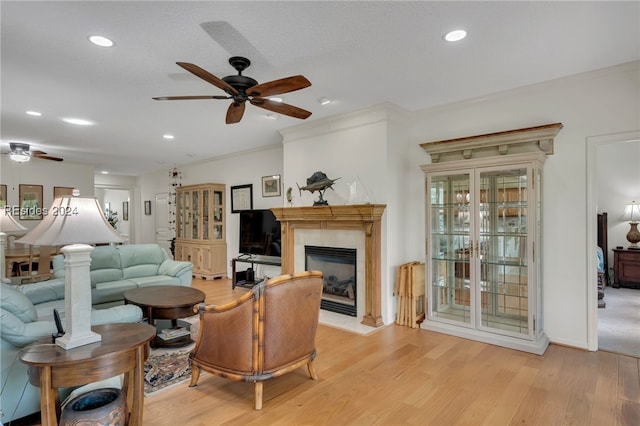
<box><xmin>272</xmin><ymin>204</ymin><xmax>386</xmax><ymax>327</ymax></box>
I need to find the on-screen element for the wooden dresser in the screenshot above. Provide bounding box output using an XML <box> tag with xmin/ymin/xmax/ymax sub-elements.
<box><xmin>613</xmin><ymin>248</ymin><xmax>640</xmax><ymax>289</ymax></box>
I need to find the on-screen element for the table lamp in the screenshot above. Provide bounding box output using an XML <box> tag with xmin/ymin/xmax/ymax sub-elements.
<box><xmin>17</xmin><ymin>194</ymin><xmax>123</xmax><ymax>349</ymax></box>
<box><xmin>623</xmin><ymin>200</ymin><xmax>640</xmax><ymax>249</ymax></box>
<box><xmin>0</xmin><ymin>209</ymin><xmax>28</xmax><ymax>283</ymax></box>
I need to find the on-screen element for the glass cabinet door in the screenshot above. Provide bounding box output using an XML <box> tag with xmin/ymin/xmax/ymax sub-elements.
<box><xmin>202</xmin><ymin>189</ymin><xmax>210</xmax><ymax>240</ymax></box>
<box><xmin>213</xmin><ymin>190</ymin><xmax>223</xmax><ymax>241</ymax></box>
<box><xmin>176</xmin><ymin>192</ymin><xmax>184</xmax><ymax>238</ymax></box>
<box><xmin>428</xmin><ymin>171</ymin><xmax>474</xmax><ymax>326</ymax></box>
<box><xmin>192</xmin><ymin>191</ymin><xmax>199</xmax><ymax>239</ymax></box>
<box><xmin>427</xmin><ymin>166</ymin><xmax>533</xmax><ymax>338</ymax></box>
<box><xmin>184</xmin><ymin>191</ymin><xmax>191</xmax><ymax>240</ymax></box>
<box><xmin>477</xmin><ymin>167</ymin><xmax>530</xmax><ymax>337</ymax></box>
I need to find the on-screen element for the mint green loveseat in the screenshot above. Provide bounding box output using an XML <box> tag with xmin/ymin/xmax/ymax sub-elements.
<box><xmin>20</xmin><ymin>244</ymin><xmax>193</xmax><ymax>310</ymax></box>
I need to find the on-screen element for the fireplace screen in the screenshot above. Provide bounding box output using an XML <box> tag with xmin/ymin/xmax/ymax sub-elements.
<box><xmin>305</xmin><ymin>245</ymin><xmax>357</xmax><ymax>316</ymax></box>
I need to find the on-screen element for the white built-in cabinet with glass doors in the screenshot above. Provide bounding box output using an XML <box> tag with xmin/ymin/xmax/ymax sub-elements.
<box><xmin>420</xmin><ymin>123</ymin><xmax>562</xmax><ymax>355</ymax></box>
<box><xmin>175</xmin><ymin>183</ymin><xmax>227</xmax><ymax>279</ymax></box>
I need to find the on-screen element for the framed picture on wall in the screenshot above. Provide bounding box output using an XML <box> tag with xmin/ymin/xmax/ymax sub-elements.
<box><xmin>262</xmin><ymin>175</ymin><xmax>281</xmax><ymax>197</ymax></box>
<box><xmin>53</xmin><ymin>186</ymin><xmax>75</xmax><ymax>198</ymax></box>
<box><xmin>0</xmin><ymin>184</ymin><xmax>6</xmax><ymax>208</ymax></box>
<box><xmin>230</xmin><ymin>184</ymin><xmax>253</xmax><ymax>213</ymax></box>
<box><xmin>19</xmin><ymin>184</ymin><xmax>43</xmax><ymax>220</ymax></box>
<box><xmin>123</xmin><ymin>201</ymin><xmax>129</xmax><ymax>221</ymax></box>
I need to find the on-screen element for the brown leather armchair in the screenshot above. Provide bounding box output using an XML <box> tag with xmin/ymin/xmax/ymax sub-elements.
<box><xmin>188</xmin><ymin>270</ymin><xmax>323</xmax><ymax>409</ymax></box>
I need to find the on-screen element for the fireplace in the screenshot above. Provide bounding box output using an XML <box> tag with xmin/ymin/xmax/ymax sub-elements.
<box><xmin>305</xmin><ymin>245</ymin><xmax>357</xmax><ymax>316</ymax></box>
<box><xmin>271</xmin><ymin>204</ymin><xmax>386</xmax><ymax>327</ymax></box>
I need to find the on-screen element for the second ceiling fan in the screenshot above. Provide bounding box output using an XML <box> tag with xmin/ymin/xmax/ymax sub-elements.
<box><xmin>154</xmin><ymin>57</ymin><xmax>312</xmax><ymax>124</ymax></box>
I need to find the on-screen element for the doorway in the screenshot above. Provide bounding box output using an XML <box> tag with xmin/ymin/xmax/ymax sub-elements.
<box><xmin>95</xmin><ymin>186</ymin><xmax>133</xmax><ymax>244</ymax></box>
<box><xmin>587</xmin><ymin>131</ymin><xmax>640</xmax><ymax>357</ymax></box>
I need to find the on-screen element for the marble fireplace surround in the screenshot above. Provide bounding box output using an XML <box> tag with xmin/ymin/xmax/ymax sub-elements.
<box><xmin>271</xmin><ymin>204</ymin><xmax>386</xmax><ymax>328</ymax></box>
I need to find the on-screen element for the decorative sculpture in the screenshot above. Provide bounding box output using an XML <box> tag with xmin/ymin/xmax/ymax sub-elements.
<box><xmin>297</xmin><ymin>171</ymin><xmax>340</xmax><ymax>206</ymax></box>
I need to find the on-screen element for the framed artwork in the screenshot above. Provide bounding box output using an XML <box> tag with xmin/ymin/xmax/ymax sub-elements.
<box><xmin>144</xmin><ymin>200</ymin><xmax>152</xmax><ymax>215</ymax></box>
<box><xmin>19</xmin><ymin>184</ymin><xmax>43</xmax><ymax>220</ymax></box>
<box><xmin>0</xmin><ymin>184</ymin><xmax>6</xmax><ymax>208</ymax></box>
<box><xmin>53</xmin><ymin>186</ymin><xmax>74</xmax><ymax>198</ymax></box>
<box><xmin>231</xmin><ymin>184</ymin><xmax>253</xmax><ymax>213</ymax></box>
<box><xmin>262</xmin><ymin>175</ymin><xmax>281</xmax><ymax>197</ymax></box>
<box><xmin>123</xmin><ymin>201</ymin><xmax>129</xmax><ymax>221</ymax></box>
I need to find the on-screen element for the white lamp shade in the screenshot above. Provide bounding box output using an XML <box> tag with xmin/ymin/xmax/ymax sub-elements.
<box><xmin>622</xmin><ymin>201</ymin><xmax>640</xmax><ymax>223</ymax></box>
<box><xmin>0</xmin><ymin>209</ymin><xmax>28</xmax><ymax>233</ymax></box>
<box><xmin>17</xmin><ymin>196</ymin><xmax>123</xmax><ymax>245</ymax></box>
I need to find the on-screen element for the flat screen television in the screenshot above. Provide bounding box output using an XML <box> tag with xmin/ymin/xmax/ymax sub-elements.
<box><xmin>239</xmin><ymin>209</ymin><xmax>281</xmax><ymax>257</ymax></box>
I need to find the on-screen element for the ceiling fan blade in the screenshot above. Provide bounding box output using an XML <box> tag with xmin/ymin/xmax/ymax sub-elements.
<box><xmin>153</xmin><ymin>95</ymin><xmax>230</xmax><ymax>101</ymax></box>
<box><xmin>176</xmin><ymin>62</ymin><xmax>238</xmax><ymax>95</ymax></box>
<box><xmin>250</xmin><ymin>98</ymin><xmax>312</xmax><ymax>120</ymax></box>
<box><xmin>226</xmin><ymin>102</ymin><xmax>246</xmax><ymax>124</ymax></box>
<box><xmin>33</xmin><ymin>154</ymin><xmax>63</xmax><ymax>162</ymax></box>
<box><xmin>246</xmin><ymin>75</ymin><xmax>311</xmax><ymax>97</ymax></box>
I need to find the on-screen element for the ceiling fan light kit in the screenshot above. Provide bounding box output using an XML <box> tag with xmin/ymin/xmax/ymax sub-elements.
<box><xmin>153</xmin><ymin>56</ymin><xmax>312</xmax><ymax>124</ymax></box>
<box><xmin>10</xmin><ymin>152</ymin><xmax>30</xmax><ymax>163</ymax></box>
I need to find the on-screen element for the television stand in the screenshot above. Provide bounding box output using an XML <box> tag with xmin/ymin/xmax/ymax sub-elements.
<box><xmin>232</xmin><ymin>255</ymin><xmax>282</xmax><ymax>289</ymax></box>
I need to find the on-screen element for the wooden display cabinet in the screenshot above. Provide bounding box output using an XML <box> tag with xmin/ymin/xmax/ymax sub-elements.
<box><xmin>421</xmin><ymin>123</ymin><xmax>563</xmax><ymax>355</ymax></box>
<box><xmin>175</xmin><ymin>183</ymin><xmax>227</xmax><ymax>279</ymax></box>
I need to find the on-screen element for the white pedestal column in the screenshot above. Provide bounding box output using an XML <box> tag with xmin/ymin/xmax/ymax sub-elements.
<box><xmin>55</xmin><ymin>243</ymin><xmax>101</xmax><ymax>350</ymax></box>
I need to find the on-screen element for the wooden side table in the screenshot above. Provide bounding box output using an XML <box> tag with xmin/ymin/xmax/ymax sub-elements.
<box><xmin>613</xmin><ymin>248</ymin><xmax>640</xmax><ymax>289</ymax></box>
<box><xmin>19</xmin><ymin>322</ymin><xmax>156</xmax><ymax>426</ymax></box>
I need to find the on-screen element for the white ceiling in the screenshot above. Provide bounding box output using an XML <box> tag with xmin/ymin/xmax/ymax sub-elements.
<box><xmin>2</xmin><ymin>1</ymin><xmax>638</xmax><ymax>176</ymax></box>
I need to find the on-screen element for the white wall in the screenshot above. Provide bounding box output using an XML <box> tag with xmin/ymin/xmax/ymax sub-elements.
<box><xmin>280</xmin><ymin>104</ymin><xmax>417</xmax><ymax>324</ymax></box>
<box><xmin>137</xmin><ymin>145</ymin><xmax>284</xmax><ymax>266</ymax></box>
<box><xmin>407</xmin><ymin>61</ymin><xmax>640</xmax><ymax>348</ymax></box>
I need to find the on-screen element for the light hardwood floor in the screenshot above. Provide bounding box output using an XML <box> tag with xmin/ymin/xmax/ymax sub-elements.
<box><xmin>141</xmin><ymin>278</ymin><xmax>640</xmax><ymax>426</ymax></box>
<box><xmin>11</xmin><ymin>278</ymin><xmax>638</xmax><ymax>425</ymax></box>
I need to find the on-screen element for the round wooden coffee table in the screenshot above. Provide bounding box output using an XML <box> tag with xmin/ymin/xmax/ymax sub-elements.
<box><xmin>123</xmin><ymin>285</ymin><xmax>205</xmax><ymax>348</ymax></box>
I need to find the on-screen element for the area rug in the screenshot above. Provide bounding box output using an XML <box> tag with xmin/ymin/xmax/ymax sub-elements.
<box><xmin>144</xmin><ymin>344</ymin><xmax>194</xmax><ymax>396</ymax></box>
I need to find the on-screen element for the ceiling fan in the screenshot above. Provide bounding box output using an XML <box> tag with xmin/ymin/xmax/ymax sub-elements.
<box><xmin>153</xmin><ymin>57</ymin><xmax>312</xmax><ymax>124</ymax></box>
<box><xmin>7</xmin><ymin>142</ymin><xmax>63</xmax><ymax>163</ymax></box>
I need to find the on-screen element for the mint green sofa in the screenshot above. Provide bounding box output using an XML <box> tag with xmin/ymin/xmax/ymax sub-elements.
<box><xmin>0</xmin><ymin>283</ymin><xmax>143</xmax><ymax>423</ymax></box>
<box><xmin>20</xmin><ymin>244</ymin><xmax>193</xmax><ymax>310</ymax></box>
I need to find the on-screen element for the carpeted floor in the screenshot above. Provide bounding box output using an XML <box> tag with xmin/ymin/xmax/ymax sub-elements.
<box><xmin>598</xmin><ymin>287</ymin><xmax>640</xmax><ymax>358</ymax></box>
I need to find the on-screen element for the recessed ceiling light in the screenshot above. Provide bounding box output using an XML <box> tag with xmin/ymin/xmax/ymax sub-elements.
<box><xmin>88</xmin><ymin>35</ymin><xmax>114</xmax><ymax>47</ymax></box>
<box><xmin>318</xmin><ymin>97</ymin><xmax>332</xmax><ymax>105</ymax></box>
<box><xmin>62</xmin><ymin>117</ymin><xmax>94</xmax><ymax>126</ymax></box>
<box><xmin>267</xmin><ymin>97</ymin><xmax>283</xmax><ymax>103</ymax></box>
<box><xmin>163</xmin><ymin>134</ymin><xmax>175</xmax><ymax>140</ymax></box>
<box><xmin>444</xmin><ymin>29</ymin><xmax>467</xmax><ymax>42</ymax></box>
<box><xmin>100</xmin><ymin>170</ymin><xmax>109</xmax><ymax>174</ymax></box>
<box><xmin>25</xmin><ymin>110</ymin><xmax>42</xmax><ymax>116</ymax></box>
